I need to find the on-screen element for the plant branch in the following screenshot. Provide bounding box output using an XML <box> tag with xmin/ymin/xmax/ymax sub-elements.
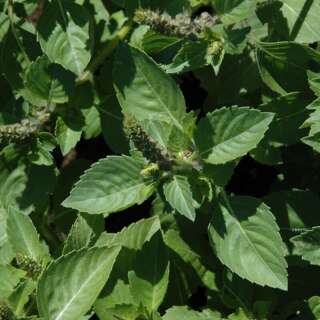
<box><xmin>77</xmin><ymin>22</ymin><xmax>132</xmax><ymax>84</ymax></box>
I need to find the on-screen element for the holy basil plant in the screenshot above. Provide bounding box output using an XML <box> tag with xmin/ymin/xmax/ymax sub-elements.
<box><xmin>1</xmin><ymin>0</ymin><xmax>320</xmax><ymax>319</ymax></box>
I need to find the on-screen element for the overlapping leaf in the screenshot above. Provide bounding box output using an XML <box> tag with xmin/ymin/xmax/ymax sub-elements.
<box><xmin>208</xmin><ymin>196</ymin><xmax>288</xmax><ymax>290</ymax></box>
<box><xmin>63</xmin><ymin>155</ymin><xmax>155</xmax><ymax>215</ymax></box>
<box><xmin>195</xmin><ymin>107</ymin><xmax>274</xmax><ymax>164</ymax></box>
<box><xmin>37</xmin><ymin>246</ymin><xmax>120</xmax><ymax>320</ymax></box>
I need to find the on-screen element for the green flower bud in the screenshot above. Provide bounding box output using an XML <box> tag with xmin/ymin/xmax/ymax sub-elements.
<box><xmin>0</xmin><ymin>301</ymin><xmax>15</xmax><ymax>320</ymax></box>
<box><xmin>123</xmin><ymin>115</ymin><xmax>171</xmax><ymax>168</ymax></box>
<box><xmin>0</xmin><ymin>119</ymin><xmax>37</xmax><ymax>145</ymax></box>
<box><xmin>16</xmin><ymin>254</ymin><xmax>42</xmax><ymax>280</ymax></box>
<box><xmin>134</xmin><ymin>9</ymin><xmax>217</xmax><ymax>38</ymax></box>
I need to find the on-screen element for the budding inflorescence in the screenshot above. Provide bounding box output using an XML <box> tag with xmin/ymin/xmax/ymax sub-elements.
<box><xmin>0</xmin><ymin>301</ymin><xmax>15</xmax><ymax>320</ymax></box>
<box><xmin>16</xmin><ymin>254</ymin><xmax>42</xmax><ymax>280</ymax></box>
<box><xmin>0</xmin><ymin>119</ymin><xmax>37</xmax><ymax>145</ymax></box>
<box><xmin>134</xmin><ymin>8</ymin><xmax>217</xmax><ymax>38</ymax></box>
<box><xmin>123</xmin><ymin>115</ymin><xmax>172</xmax><ymax>170</ymax></box>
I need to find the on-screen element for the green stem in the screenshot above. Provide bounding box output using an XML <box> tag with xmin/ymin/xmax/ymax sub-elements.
<box><xmin>77</xmin><ymin>22</ymin><xmax>132</xmax><ymax>84</ymax></box>
<box><xmin>38</xmin><ymin>218</ymin><xmax>60</xmax><ymax>250</ymax></box>
<box><xmin>8</xmin><ymin>0</ymin><xmax>30</xmax><ymax>64</ymax></box>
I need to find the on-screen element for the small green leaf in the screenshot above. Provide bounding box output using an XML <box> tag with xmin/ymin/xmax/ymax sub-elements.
<box><xmin>37</xmin><ymin>0</ymin><xmax>93</xmax><ymax>76</ymax></box>
<box><xmin>63</xmin><ymin>213</ymin><xmax>104</xmax><ymax>254</ymax></box>
<box><xmin>0</xmin><ymin>265</ymin><xmax>25</xmax><ymax>299</ymax></box>
<box><xmin>195</xmin><ymin>107</ymin><xmax>274</xmax><ymax>164</ymax></box>
<box><xmin>37</xmin><ymin>246</ymin><xmax>121</xmax><ymax>320</ymax></box>
<box><xmin>163</xmin><ymin>175</ymin><xmax>196</xmax><ymax>221</ymax></box>
<box><xmin>291</xmin><ymin>227</ymin><xmax>320</xmax><ymax>266</ymax></box>
<box><xmin>55</xmin><ymin>116</ymin><xmax>82</xmax><ymax>156</ymax></box>
<box><xmin>208</xmin><ymin>195</ymin><xmax>288</xmax><ymax>290</ymax></box>
<box><xmin>63</xmin><ymin>156</ymin><xmax>155</xmax><ymax>215</ymax></box>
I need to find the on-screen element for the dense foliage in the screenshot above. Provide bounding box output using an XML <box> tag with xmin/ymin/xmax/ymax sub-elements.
<box><xmin>1</xmin><ymin>0</ymin><xmax>320</xmax><ymax>319</ymax></box>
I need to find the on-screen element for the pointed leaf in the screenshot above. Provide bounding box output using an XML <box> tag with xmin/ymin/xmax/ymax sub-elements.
<box><xmin>163</xmin><ymin>306</ymin><xmax>220</xmax><ymax>320</ymax></box>
<box><xmin>95</xmin><ymin>216</ymin><xmax>161</xmax><ymax>250</ymax></box>
<box><xmin>37</xmin><ymin>246</ymin><xmax>121</xmax><ymax>320</ymax></box>
<box><xmin>37</xmin><ymin>0</ymin><xmax>93</xmax><ymax>75</ymax></box>
<box><xmin>195</xmin><ymin>107</ymin><xmax>274</xmax><ymax>164</ymax></box>
<box><xmin>63</xmin><ymin>156</ymin><xmax>155</xmax><ymax>215</ymax></box>
<box><xmin>63</xmin><ymin>213</ymin><xmax>104</xmax><ymax>254</ymax></box>
<box><xmin>291</xmin><ymin>227</ymin><xmax>320</xmax><ymax>266</ymax></box>
<box><xmin>113</xmin><ymin>44</ymin><xmax>188</xmax><ymax>149</ymax></box>
<box><xmin>208</xmin><ymin>196</ymin><xmax>288</xmax><ymax>290</ymax></box>
<box><xmin>163</xmin><ymin>175</ymin><xmax>196</xmax><ymax>221</ymax></box>
<box><xmin>7</xmin><ymin>207</ymin><xmax>49</xmax><ymax>262</ymax></box>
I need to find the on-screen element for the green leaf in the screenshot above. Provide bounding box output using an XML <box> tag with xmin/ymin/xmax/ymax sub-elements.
<box><xmin>0</xmin><ymin>265</ymin><xmax>25</xmax><ymax>299</ymax></box>
<box><xmin>163</xmin><ymin>306</ymin><xmax>220</xmax><ymax>320</ymax></box>
<box><xmin>113</xmin><ymin>43</ymin><xmax>188</xmax><ymax>149</ymax></box>
<box><xmin>128</xmin><ymin>232</ymin><xmax>170</xmax><ymax>314</ymax></box>
<box><xmin>95</xmin><ymin>216</ymin><xmax>161</xmax><ymax>250</ymax></box>
<box><xmin>37</xmin><ymin>0</ymin><xmax>93</xmax><ymax>76</ymax></box>
<box><xmin>55</xmin><ymin>116</ymin><xmax>82</xmax><ymax>156</ymax></box>
<box><xmin>208</xmin><ymin>195</ymin><xmax>288</xmax><ymax>290</ymax></box>
<box><xmin>164</xmin><ymin>229</ymin><xmax>217</xmax><ymax>291</ymax></box>
<box><xmin>308</xmin><ymin>70</ymin><xmax>320</xmax><ymax>96</ymax></box>
<box><xmin>213</xmin><ymin>0</ymin><xmax>257</xmax><ymax>25</ymax></box>
<box><xmin>302</xmin><ymin>132</ymin><xmax>320</xmax><ymax>153</ymax></box>
<box><xmin>291</xmin><ymin>227</ymin><xmax>320</xmax><ymax>266</ymax></box>
<box><xmin>9</xmin><ymin>279</ymin><xmax>36</xmax><ymax>316</ymax></box>
<box><xmin>258</xmin><ymin>92</ymin><xmax>310</xmax><ymax>145</ymax></box>
<box><xmin>308</xmin><ymin>296</ymin><xmax>320</xmax><ymax>318</ymax></box>
<box><xmin>23</xmin><ymin>55</ymin><xmax>75</xmax><ymax>107</ymax></box>
<box><xmin>195</xmin><ymin>106</ymin><xmax>274</xmax><ymax>164</ymax></box>
<box><xmin>63</xmin><ymin>213</ymin><xmax>104</xmax><ymax>254</ymax></box>
<box><xmin>256</xmin><ymin>41</ymin><xmax>320</xmax><ymax>94</ymax></box>
<box><xmin>7</xmin><ymin>207</ymin><xmax>49</xmax><ymax>262</ymax></box>
<box><xmin>163</xmin><ymin>40</ymin><xmax>216</xmax><ymax>74</ymax></box>
<box><xmin>63</xmin><ymin>156</ymin><xmax>155</xmax><ymax>215</ymax></box>
<box><xmin>37</xmin><ymin>246</ymin><xmax>121</xmax><ymax>320</ymax></box>
<box><xmin>280</xmin><ymin>0</ymin><xmax>320</xmax><ymax>43</ymax></box>
<box><xmin>163</xmin><ymin>175</ymin><xmax>196</xmax><ymax>221</ymax></box>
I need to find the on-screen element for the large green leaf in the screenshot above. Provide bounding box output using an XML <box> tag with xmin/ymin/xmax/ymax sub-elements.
<box><xmin>291</xmin><ymin>227</ymin><xmax>320</xmax><ymax>266</ymax></box>
<box><xmin>208</xmin><ymin>195</ymin><xmax>288</xmax><ymax>290</ymax></box>
<box><xmin>163</xmin><ymin>175</ymin><xmax>197</xmax><ymax>221</ymax></box>
<box><xmin>128</xmin><ymin>232</ymin><xmax>170</xmax><ymax>314</ymax></box>
<box><xmin>113</xmin><ymin>43</ymin><xmax>189</xmax><ymax>149</ymax></box>
<box><xmin>280</xmin><ymin>0</ymin><xmax>320</xmax><ymax>43</ymax></box>
<box><xmin>37</xmin><ymin>246</ymin><xmax>120</xmax><ymax>320</ymax></box>
<box><xmin>7</xmin><ymin>207</ymin><xmax>49</xmax><ymax>262</ymax></box>
<box><xmin>195</xmin><ymin>107</ymin><xmax>274</xmax><ymax>164</ymax></box>
<box><xmin>37</xmin><ymin>0</ymin><xmax>93</xmax><ymax>76</ymax></box>
<box><xmin>63</xmin><ymin>156</ymin><xmax>155</xmax><ymax>215</ymax></box>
